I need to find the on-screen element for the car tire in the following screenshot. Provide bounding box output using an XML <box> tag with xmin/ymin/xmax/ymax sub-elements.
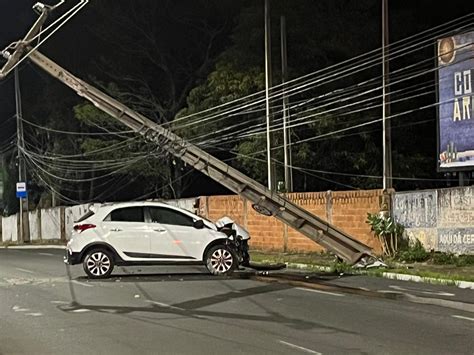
<box><xmin>205</xmin><ymin>244</ymin><xmax>237</xmax><ymax>276</ymax></box>
<box><xmin>82</xmin><ymin>248</ymin><xmax>114</xmax><ymax>279</ymax></box>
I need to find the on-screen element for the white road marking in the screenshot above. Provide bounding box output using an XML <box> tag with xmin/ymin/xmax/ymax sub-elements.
<box><xmin>71</xmin><ymin>309</ymin><xmax>90</xmax><ymax>313</ymax></box>
<box><xmin>452</xmin><ymin>315</ymin><xmax>474</xmax><ymax>322</ymax></box>
<box><xmin>389</xmin><ymin>285</ymin><xmax>455</xmax><ymax>297</ymax></box>
<box><xmin>146</xmin><ymin>300</ymin><xmax>184</xmax><ymax>311</ymax></box>
<box><xmin>378</xmin><ymin>290</ymin><xmax>403</xmax><ymax>294</ymax></box>
<box><xmin>72</xmin><ymin>280</ymin><xmax>94</xmax><ymax>288</ymax></box>
<box><xmin>404</xmin><ymin>294</ymin><xmax>474</xmax><ymax>313</ymax></box>
<box><xmin>26</xmin><ymin>312</ymin><xmax>43</xmax><ymax>317</ymax></box>
<box><xmin>15</xmin><ymin>268</ymin><xmax>34</xmax><ymax>274</ymax></box>
<box><xmin>295</xmin><ymin>287</ymin><xmax>344</xmax><ymax>297</ymax></box>
<box><xmin>278</xmin><ymin>340</ymin><xmax>322</xmax><ymax>354</ymax></box>
<box><xmin>12</xmin><ymin>306</ymin><xmax>30</xmax><ymax>312</ymax></box>
<box><xmin>38</xmin><ymin>252</ymin><xmax>55</xmax><ymax>256</ymax></box>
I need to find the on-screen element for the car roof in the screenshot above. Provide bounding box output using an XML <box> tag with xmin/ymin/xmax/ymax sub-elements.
<box><xmin>82</xmin><ymin>200</ymin><xmax>216</xmax><ymax>229</ymax></box>
<box><xmin>99</xmin><ymin>201</ymin><xmax>171</xmax><ymax>209</ymax></box>
<box><xmin>94</xmin><ymin>201</ymin><xmax>199</xmax><ymax>219</ymax></box>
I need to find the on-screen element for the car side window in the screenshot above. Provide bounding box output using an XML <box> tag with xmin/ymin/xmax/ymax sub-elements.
<box><xmin>107</xmin><ymin>207</ymin><xmax>144</xmax><ymax>222</ymax></box>
<box><xmin>148</xmin><ymin>207</ymin><xmax>194</xmax><ymax>227</ymax></box>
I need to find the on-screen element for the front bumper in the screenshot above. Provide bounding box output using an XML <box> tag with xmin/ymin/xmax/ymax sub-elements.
<box><xmin>64</xmin><ymin>249</ymin><xmax>81</xmax><ymax>265</ymax></box>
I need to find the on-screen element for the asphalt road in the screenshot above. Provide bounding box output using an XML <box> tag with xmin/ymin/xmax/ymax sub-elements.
<box><xmin>0</xmin><ymin>248</ymin><xmax>473</xmax><ymax>355</ymax></box>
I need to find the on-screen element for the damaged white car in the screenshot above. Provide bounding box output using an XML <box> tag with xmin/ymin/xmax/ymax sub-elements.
<box><xmin>64</xmin><ymin>201</ymin><xmax>250</xmax><ymax>278</ymax></box>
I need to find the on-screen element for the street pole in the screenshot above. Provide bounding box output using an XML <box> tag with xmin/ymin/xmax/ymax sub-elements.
<box><xmin>265</xmin><ymin>0</ymin><xmax>273</xmax><ymax>190</ymax></box>
<box><xmin>281</xmin><ymin>15</ymin><xmax>293</xmax><ymax>192</ymax></box>
<box><xmin>382</xmin><ymin>0</ymin><xmax>392</xmax><ymax>190</ymax></box>
<box><xmin>14</xmin><ymin>68</ymin><xmax>24</xmax><ymax>243</ymax></box>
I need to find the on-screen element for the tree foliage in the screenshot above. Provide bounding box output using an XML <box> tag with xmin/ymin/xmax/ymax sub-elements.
<box><xmin>177</xmin><ymin>0</ymin><xmax>384</xmax><ymax>191</ymax></box>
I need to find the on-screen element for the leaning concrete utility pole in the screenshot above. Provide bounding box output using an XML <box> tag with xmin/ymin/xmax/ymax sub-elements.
<box><xmin>0</xmin><ymin>2</ymin><xmax>377</xmax><ymax>265</ymax></box>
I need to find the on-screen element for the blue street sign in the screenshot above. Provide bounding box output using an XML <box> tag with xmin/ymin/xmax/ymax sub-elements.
<box><xmin>16</xmin><ymin>182</ymin><xmax>27</xmax><ymax>199</ymax></box>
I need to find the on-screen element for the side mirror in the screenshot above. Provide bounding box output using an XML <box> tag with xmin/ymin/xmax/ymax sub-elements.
<box><xmin>193</xmin><ymin>219</ymin><xmax>204</xmax><ymax>229</ymax></box>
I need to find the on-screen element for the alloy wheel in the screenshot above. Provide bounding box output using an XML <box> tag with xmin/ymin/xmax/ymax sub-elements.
<box><xmin>86</xmin><ymin>252</ymin><xmax>111</xmax><ymax>277</ymax></box>
<box><xmin>210</xmin><ymin>248</ymin><xmax>233</xmax><ymax>273</ymax></box>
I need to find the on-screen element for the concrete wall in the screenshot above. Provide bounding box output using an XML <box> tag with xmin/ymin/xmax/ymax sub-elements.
<box><xmin>28</xmin><ymin>209</ymin><xmax>41</xmax><ymax>241</ymax></box>
<box><xmin>3</xmin><ymin>187</ymin><xmax>470</xmax><ymax>255</ymax></box>
<box><xmin>393</xmin><ymin>186</ymin><xmax>474</xmax><ymax>254</ymax></box>
<box><xmin>1</xmin><ymin>214</ymin><xmax>18</xmax><ymax>242</ymax></box>
<box><xmin>40</xmin><ymin>208</ymin><xmax>63</xmax><ymax>241</ymax></box>
<box><xmin>199</xmin><ymin>190</ymin><xmax>384</xmax><ymax>253</ymax></box>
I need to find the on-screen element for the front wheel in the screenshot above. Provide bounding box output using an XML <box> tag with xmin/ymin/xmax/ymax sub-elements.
<box><xmin>83</xmin><ymin>248</ymin><xmax>114</xmax><ymax>279</ymax></box>
<box><xmin>205</xmin><ymin>245</ymin><xmax>237</xmax><ymax>276</ymax></box>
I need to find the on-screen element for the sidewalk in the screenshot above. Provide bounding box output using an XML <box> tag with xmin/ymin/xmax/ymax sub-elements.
<box><xmin>250</xmin><ymin>251</ymin><xmax>474</xmax><ymax>289</ymax></box>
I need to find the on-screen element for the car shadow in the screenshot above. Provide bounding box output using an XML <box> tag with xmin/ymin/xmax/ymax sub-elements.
<box><xmin>58</xmin><ymin>279</ymin><xmax>358</xmax><ymax>334</ymax></box>
<box><xmin>74</xmin><ymin>270</ymin><xmax>257</xmax><ymax>283</ymax></box>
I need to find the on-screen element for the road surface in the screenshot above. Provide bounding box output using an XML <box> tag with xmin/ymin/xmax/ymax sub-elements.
<box><xmin>0</xmin><ymin>248</ymin><xmax>473</xmax><ymax>354</ymax></box>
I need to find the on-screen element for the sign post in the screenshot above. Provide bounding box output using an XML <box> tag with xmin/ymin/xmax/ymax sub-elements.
<box><xmin>16</xmin><ymin>182</ymin><xmax>27</xmax><ymax>243</ymax></box>
<box><xmin>16</xmin><ymin>182</ymin><xmax>27</xmax><ymax>199</ymax></box>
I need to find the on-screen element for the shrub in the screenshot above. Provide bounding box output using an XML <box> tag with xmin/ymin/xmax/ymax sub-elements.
<box><xmin>366</xmin><ymin>213</ymin><xmax>404</xmax><ymax>257</ymax></box>
<box><xmin>456</xmin><ymin>255</ymin><xmax>474</xmax><ymax>266</ymax></box>
<box><xmin>431</xmin><ymin>252</ymin><xmax>457</xmax><ymax>265</ymax></box>
<box><xmin>397</xmin><ymin>239</ymin><xmax>430</xmax><ymax>263</ymax></box>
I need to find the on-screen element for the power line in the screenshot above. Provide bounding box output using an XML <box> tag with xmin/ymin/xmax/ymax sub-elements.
<box><xmin>167</xmin><ymin>14</ymin><xmax>473</xmax><ymax>134</ymax></box>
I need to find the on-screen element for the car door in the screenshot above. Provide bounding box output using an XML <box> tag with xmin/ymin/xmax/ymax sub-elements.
<box><xmin>102</xmin><ymin>206</ymin><xmax>150</xmax><ymax>259</ymax></box>
<box><xmin>147</xmin><ymin>206</ymin><xmax>209</xmax><ymax>260</ymax></box>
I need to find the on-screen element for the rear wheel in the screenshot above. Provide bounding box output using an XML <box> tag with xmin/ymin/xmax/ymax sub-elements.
<box><xmin>83</xmin><ymin>248</ymin><xmax>114</xmax><ymax>279</ymax></box>
<box><xmin>205</xmin><ymin>244</ymin><xmax>237</xmax><ymax>275</ymax></box>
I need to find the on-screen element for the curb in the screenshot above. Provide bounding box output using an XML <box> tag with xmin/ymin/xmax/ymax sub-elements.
<box><xmin>382</xmin><ymin>272</ymin><xmax>474</xmax><ymax>290</ymax></box>
<box><xmin>284</xmin><ymin>262</ymin><xmax>474</xmax><ymax>290</ymax></box>
<box><xmin>1</xmin><ymin>245</ymin><xmax>66</xmax><ymax>249</ymax></box>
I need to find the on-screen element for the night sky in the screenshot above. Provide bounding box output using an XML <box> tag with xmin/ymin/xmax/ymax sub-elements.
<box><xmin>1</xmin><ymin>0</ymin><xmax>472</xmax><ymax>125</ymax></box>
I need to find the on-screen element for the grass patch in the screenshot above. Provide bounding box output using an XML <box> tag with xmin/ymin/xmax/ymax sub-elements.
<box><xmin>249</xmin><ymin>250</ymin><xmax>474</xmax><ymax>283</ymax></box>
<box><xmin>249</xmin><ymin>250</ymin><xmax>336</xmax><ymax>267</ymax></box>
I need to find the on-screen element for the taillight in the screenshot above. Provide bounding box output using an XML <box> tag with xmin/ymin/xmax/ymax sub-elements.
<box><xmin>73</xmin><ymin>224</ymin><xmax>96</xmax><ymax>233</ymax></box>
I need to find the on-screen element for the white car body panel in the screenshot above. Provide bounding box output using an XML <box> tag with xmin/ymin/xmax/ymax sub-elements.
<box><xmin>103</xmin><ymin>221</ymin><xmax>151</xmax><ymax>260</ymax></box>
<box><xmin>67</xmin><ymin>201</ymin><xmax>235</xmax><ymax>263</ymax></box>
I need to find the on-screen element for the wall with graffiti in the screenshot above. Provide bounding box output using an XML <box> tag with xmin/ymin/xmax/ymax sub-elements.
<box><xmin>393</xmin><ymin>186</ymin><xmax>474</xmax><ymax>254</ymax></box>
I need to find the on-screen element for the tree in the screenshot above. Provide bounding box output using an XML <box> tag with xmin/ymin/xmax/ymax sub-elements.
<box><xmin>177</xmin><ymin>0</ymin><xmax>385</xmax><ymax>191</ymax></box>
<box><xmin>68</xmin><ymin>0</ymin><xmax>244</xmax><ymax>198</ymax></box>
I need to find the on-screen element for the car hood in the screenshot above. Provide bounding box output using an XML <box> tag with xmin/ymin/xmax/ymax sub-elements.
<box><xmin>215</xmin><ymin>216</ymin><xmax>250</xmax><ymax>240</ymax></box>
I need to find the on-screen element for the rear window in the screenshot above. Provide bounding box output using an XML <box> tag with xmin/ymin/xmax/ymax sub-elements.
<box><xmin>75</xmin><ymin>210</ymin><xmax>95</xmax><ymax>223</ymax></box>
<box><xmin>107</xmin><ymin>207</ymin><xmax>144</xmax><ymax>222</ymax></box>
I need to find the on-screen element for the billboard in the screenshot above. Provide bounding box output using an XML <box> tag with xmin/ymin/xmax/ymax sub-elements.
<box><xmin>437</xmin><ymin>31</ymin><xmax>473</xmax><ymax>171</ymax></box>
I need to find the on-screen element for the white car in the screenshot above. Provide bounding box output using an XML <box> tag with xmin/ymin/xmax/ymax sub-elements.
<box><xmin>64</xmin><ymin>201</ymin><xmax>250</xmax><ymax>278</ymax></box>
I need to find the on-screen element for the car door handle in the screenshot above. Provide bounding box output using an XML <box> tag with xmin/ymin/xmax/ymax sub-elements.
<box><xmin>110</xmin><ymin>228</ymin><xmax>122</xmax><ymax>232</ymax></box>
<box><xmin>153</xmin><ymin>228</ymin><xmax>166</xmax><ymax>232</ymax></box>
